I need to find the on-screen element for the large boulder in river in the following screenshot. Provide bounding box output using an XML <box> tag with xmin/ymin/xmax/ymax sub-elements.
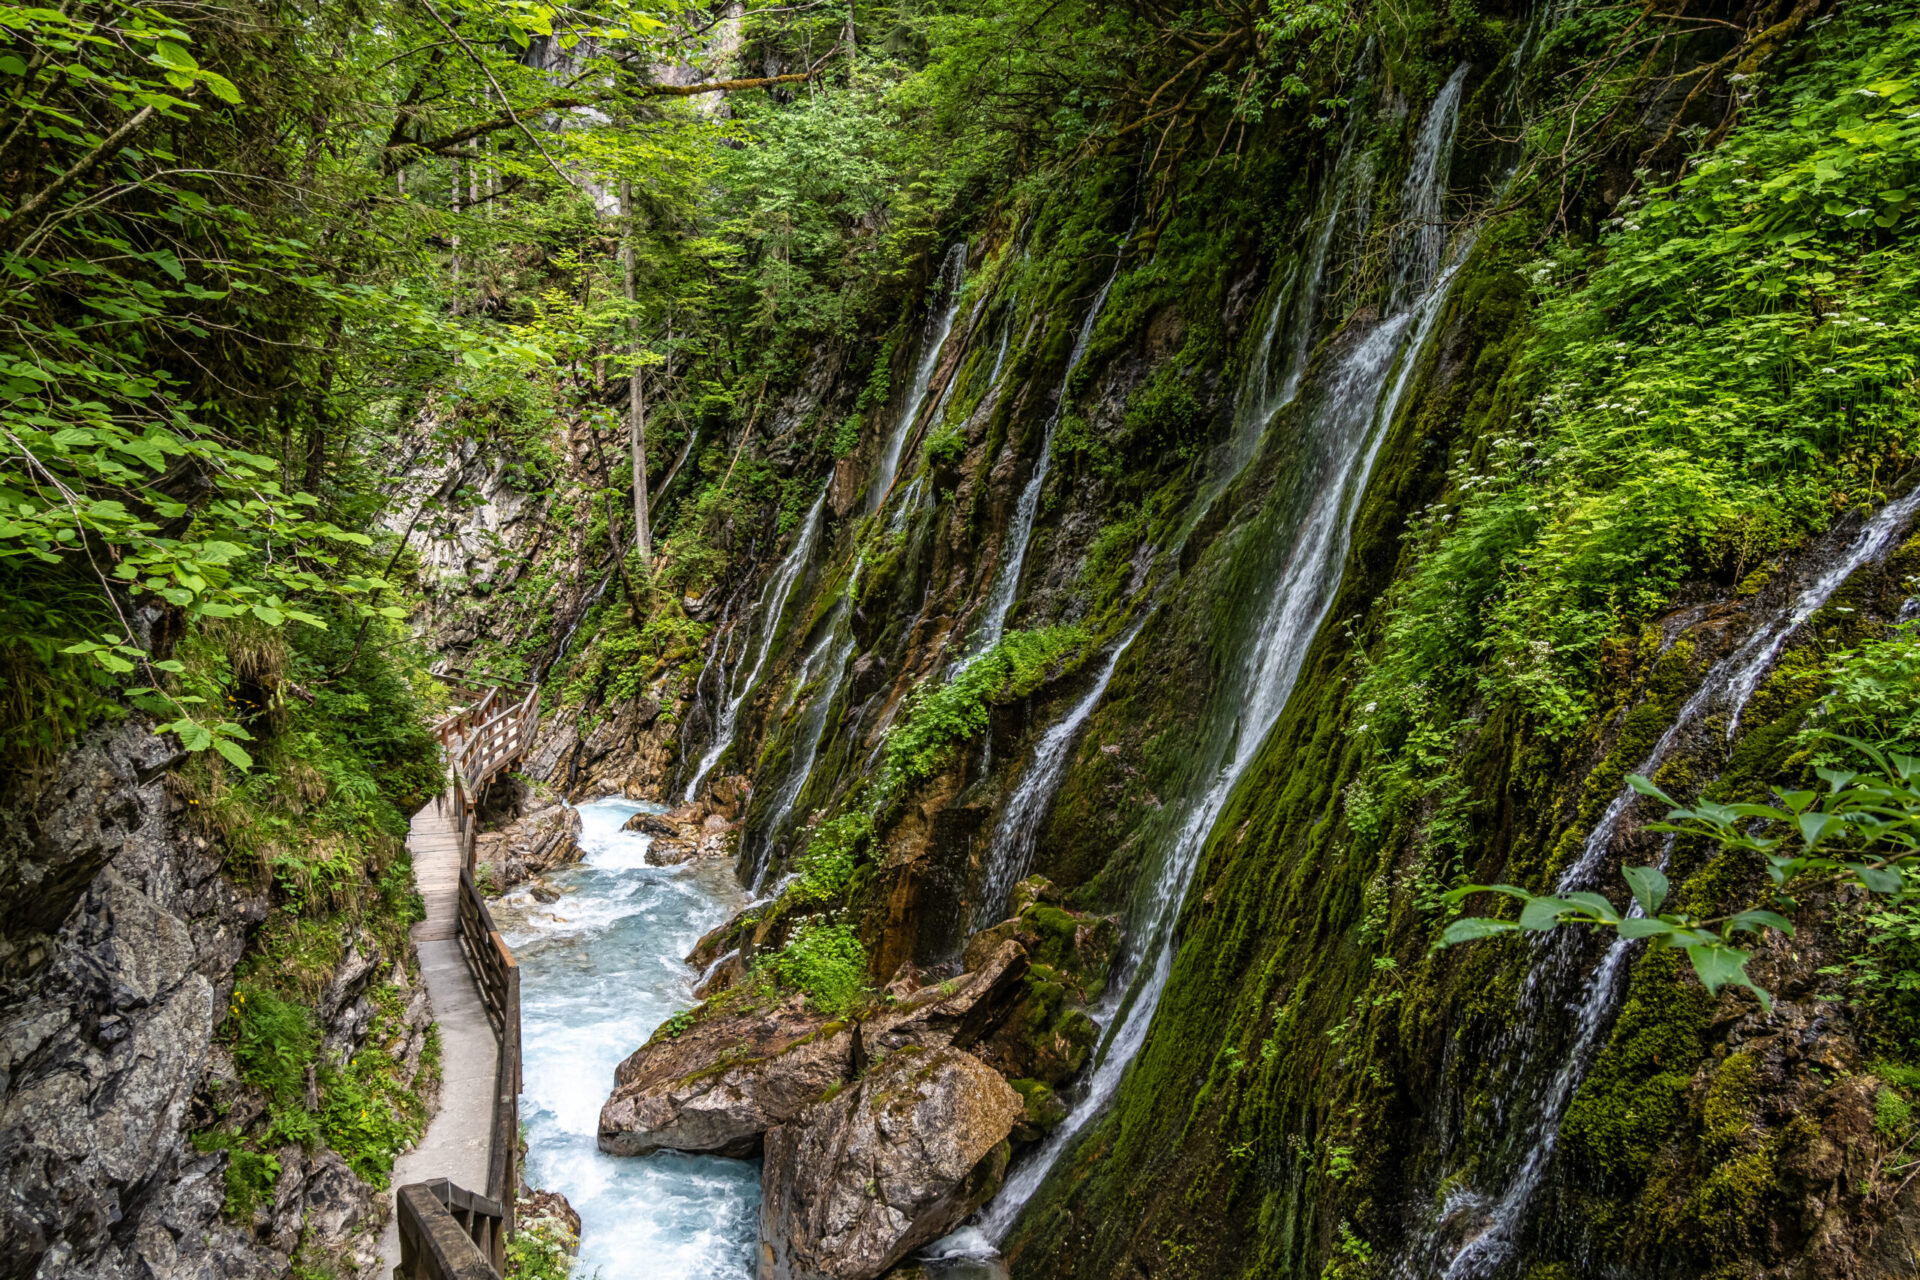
<box><xmin>645</xmin><ymin>837</ymin><xmax>699</xmax><ymax>866</ymax></box>
<box><xmin>621</xmin><ymin>811</ymin><xmax>679</xmax><ymax>837</ymax></box>
<box><xmin>475</xmin><ymin>800</ymin><xmax>582</xmax><ymax>890</ymax></box>
<box><xmin>598</xmin><ymin>994</ymin><xmax>853</xmax><ymax>1157</ymax></box>
<box><xmin>758</xmin><ymin>1046</ymin><xmax>1023</xmax><ymax>1280</ymax></box>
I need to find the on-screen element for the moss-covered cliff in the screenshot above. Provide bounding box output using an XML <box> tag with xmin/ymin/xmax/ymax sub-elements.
<box><xmin>364</xmin><ymin>0</ymin><xmax>1920</xmax><ymax>1275</ymax></box>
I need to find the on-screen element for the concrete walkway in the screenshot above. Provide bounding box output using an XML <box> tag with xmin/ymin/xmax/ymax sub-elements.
<box><xmin>377</xmin><ymin>792</ymin><xmax>500</xmax><ymax>1273</ymax></box>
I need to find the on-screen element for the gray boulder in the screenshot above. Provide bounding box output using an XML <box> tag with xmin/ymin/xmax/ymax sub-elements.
<box><xmin>475</xmin><ymin>801</ymin><xmax>581</xmax><ymax>890</ymax></box>
<box><xmin>758</xmin><ymin>1046</ymin><xmax>1023</xmax><ymax>1280</ymax></box>
<box><xmin>598</xmin><ymin>995</ymin><xmax>853</xmax><ymax>1157</ymax></box>
<box><xmin>645</xmin><ymin>838</ymin><xmax>699</xmax><ymax>866</ymax></box>
<box><xmin>621</xmin><ymin>810</ymin><xmax>678</xmax><ymax>837</ymax></box>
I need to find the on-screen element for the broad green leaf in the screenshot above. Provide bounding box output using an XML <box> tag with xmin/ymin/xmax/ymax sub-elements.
<box><xmin>198</xmin><ymin>70</ymin><xmax>240</xmax><ymax>104</ymax></box>
<box><xmin>1518</xmin><ymin>896</ymin><xmax>1574</xmax><ymax>931</ymax></box>
<box><xmin>150</xmin><ymin>40</ymin><xmax>197</xmax><ymax>72</ymax></box>
<box><xmin>1728</xmin><ymin>909</ymin><xmax>1794</xmax><ymax>936</ymax></box>
<box><xmin>1562</xmin><ymin>891</ymin><xmax>1621</xmax><ymax>923</ymax></box>
<box><xmin>1437</xmin><ymin>918</ymin><xmax>1521</xmax><ymax>948</ymax></box>
<box><xmin>1796</xmin><ymin>811</ymin><xmax>1845</xmax><ymax>846</ymax></box>
<box><xmin>211</xmin><ymin>736</ymin><xmax>252</xmax><ymax>769</ymax></box>
<box><xmin>1622</xmin><ymin>864</ymin><xmax>1669</xmax><ymax>915</ymax></box>
<box><xmin>1850</xmin><ymin>862</ymin><xmax>1905</xmax><ymax>894</ymax></box>
<box><xmin>1686</xmin><ymin>943</ymin><xmax>1759</xmax><ymax>1000</ymax></box>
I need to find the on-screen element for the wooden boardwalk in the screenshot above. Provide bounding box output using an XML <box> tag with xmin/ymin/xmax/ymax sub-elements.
<box><xmin>378</xmin><ymin>793</ymin><xmax>500</xmax><ymax>1274</ymax></box>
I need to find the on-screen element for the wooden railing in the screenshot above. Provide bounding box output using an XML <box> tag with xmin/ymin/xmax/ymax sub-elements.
<box><xmin>434</xmin><ymin>670</ymin><xmax>540</xmax><ymax>876</ymax></box>
<box><xmin>395</xmin><ymin>1179</ymin><xmax>505</xmax><ymax>1280</ymax></box>
<box><xmin>459</xmin><ymin>860</ymin><xmax>522</xmax><ymax>1225</ymax></box>
<box><xmin>396</xmin><ymin>672</ymin><xmax>536</xmax><ymax>1280</ymax></box>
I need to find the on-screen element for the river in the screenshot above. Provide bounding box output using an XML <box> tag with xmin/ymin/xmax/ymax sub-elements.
<box><xmin>496</xmin><ymin>799</ymin><xmax>759</xmax><ymax>1278</ymax></box>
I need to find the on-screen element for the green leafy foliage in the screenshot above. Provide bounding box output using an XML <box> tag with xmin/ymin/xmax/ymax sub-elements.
<box><xmin>1805</xmin><ymin>623</ymin><xmax>1920</xmax><ymax>756</ymax></box>
<box><xmin>883</xmin><ymin>625</ymin><xmax>1090</xmax><ymax>783</ymax></box>
<box><xmin>507</xmin><ymin>1209</ymin><xmax>578</xmax><ymax>1280</ymax></box>
<box><xmin>765</xmin><ymin>919</ymin><xmax>869</xmax><ymax>1014</ymax></box>
<box><xmin>1356</xmin><ymin>7</ymin><xmax>1920</xmax><ymax>742</ymax></box>
<box><xmin>1439</xmin><ymin>740</ymin><xmax>1920</xmax><ymax>1009</ymax></box>
<box><xmin>230</xmin><ymin>985</ymin><xmax>318</xmax><ymax>1107</ymax></box>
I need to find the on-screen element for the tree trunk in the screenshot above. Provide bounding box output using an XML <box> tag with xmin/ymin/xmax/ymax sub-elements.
<box><xmin>449</xmin><ymin>159</ymin><xmax>462</xmax><ymax>315</ymax></box>
<box><xmin>621</xmin><ymin>178</ymin><xmax>652</xmax><ymax>561</ymax></box>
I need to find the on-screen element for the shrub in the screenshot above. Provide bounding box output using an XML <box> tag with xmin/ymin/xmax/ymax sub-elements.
<box><xmin>766</xmin><ymin>919</ymin><xmax>869</xmax><ymax>1014</ymax></box>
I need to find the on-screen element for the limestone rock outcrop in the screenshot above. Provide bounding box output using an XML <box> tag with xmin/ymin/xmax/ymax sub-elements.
<box><xmin>476</xmin><ymin>798</ymin><xmax>582</xmax><ymax>889</ymax></box>
<box><xmin>622</xmin><ymin>811</ymin><xmax>679</xmax><ymax>837</ymax></box>
<box><xmin>0</xmin><ymin>718</ymin><xmax>432</xmax><ymax>1280</ymax></box>
<box><xmin>758</xmin><ymin>1046</ymin><xmax>1022</xmax><ymax>1280</ymax></box>
<box><xmin>597</xmin><ymin>994</ymin><xmax>854</xmax><ymax>1157</ymax></box>
<box><xmin>854</xmin><ymin>938</ymin><xmax>1029</xmax><ymax>1067</ymax></box>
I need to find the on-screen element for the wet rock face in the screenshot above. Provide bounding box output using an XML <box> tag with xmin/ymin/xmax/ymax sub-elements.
<box><xmin>962</xmin><ymin>879</ymin><xmax>1117</xmax><ymax>1088</ymax></box>
<box><xmin>477</xmin><ymin>799</ymin><xmax>582</xmax><ymax>889</ymax></box>
<box><xmin>620</xmin><ymin>799</ymin><xmax>740</xmax><ymax>866</ymax></box>
<box><xmin>758</xmin><ymin>1046</ymin><xmax>1022</xmax><ymax>1280</ymax></box>
<box><xmin>0</xmin><ymin>720</ymin><xmax>432</xmax><ymax>1280</ymax></box>
<box><xmin>598</xmin><ymin>994</ymin><xmax>855</xmax><ymax>1157</ymax></box>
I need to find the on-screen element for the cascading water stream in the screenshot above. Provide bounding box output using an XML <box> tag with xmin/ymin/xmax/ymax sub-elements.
<box><xmin>1422</xmin><ymin>483</ymin><xmax>1920</xmax><ymax>1280</ymax></box>
<box><xmin>539</xmin><ymin>568</ymin><xmax>615</xmax><ymax>681</ymax></box>
<box><xmin>985</xmin><ymin>313</ymin><xmax>1014</xmax><ymax>395</ymax></box>
<box><xmin>869</xmin><ymin>242</ymin><xmax>969</xmax><ymax>514</ymax></box>
<box><xmin>654</xmin><ymin>423</ymin><xmax>702</xmax><ymax>510</ymax></box>
<box><xmin>965</xmin><ymin>178</ymin><xmax>1362</xmax><ymax>931</ymax></box>
<box><xmin>733</xmin><ymin>246</ymin><xmax>970</xmax><ymax>878</ymax></box>
<box><xmin>748</xmin><ymin>605</ymin><xmax>857</xmax><ymax>889</ymax></box>
<box><xmin>681</xmin><ymin>591</ymin><xmax>744</xmax><ymax>773</ymax></box>
<box><xmin>970</xmin><ymin>227</ymin><xmax>1136</xmax><ymax>654</ymax></box>
<box><xmin>683</xmin><ymin>492</ymin><xmax>829</xmax><ymax>800</ymax></box>
<box><xmin>1264</xmin><ymin>63</ymin><xmax>1375</xmax><ymax>426</ymax></box>
<box><xmin>971</xmin><ymin>614</ymin><xmax>1153</xmax><ymax>929</ymax></box>
<box><xmin>973</xmin><ymin>73</ymin><xmax>1477</xmax><ymax>1244</ymax></box>
<box><xmin>1392</xmin><ymin>65</ymin><xmax>1469</xmax><ymax>309</ymax></box>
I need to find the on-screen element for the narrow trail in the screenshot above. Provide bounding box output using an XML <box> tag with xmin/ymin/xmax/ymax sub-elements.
<box><xmin>377</xmin><ymin>792</ymin><xmax>501</xmax><ymax>1273</ymax></box>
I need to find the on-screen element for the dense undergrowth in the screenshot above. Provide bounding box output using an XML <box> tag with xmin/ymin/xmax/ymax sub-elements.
<box><xmin>999</xmin><ymin>5</ymin><xmax>1920</xmax><ymax>1278</ymax></box>
<box><xmin>174</xmin><ymin>614</ymin><xmax>444</xmax><ymax>1219</ymax></box>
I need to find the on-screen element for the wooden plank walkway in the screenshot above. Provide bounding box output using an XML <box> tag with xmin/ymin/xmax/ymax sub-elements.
<box><xmin>378</xmin><ymin>793</ymin><xmax>500</xmax><ymax>1274</ymax></box>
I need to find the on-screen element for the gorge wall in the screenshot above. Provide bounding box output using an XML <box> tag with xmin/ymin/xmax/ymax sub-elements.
<box><xmin>405</xmin><ymin>2</ymin><xmax>1920</xmax><ymax>1277</ymax></box>
<box><xmin>5</xmin><ymin>0</ymin><xmax>1913</xmax><ymax>1278</ymax></box>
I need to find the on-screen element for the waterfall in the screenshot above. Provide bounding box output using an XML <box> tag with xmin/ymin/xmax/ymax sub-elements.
<box><xmin>748</xmin><ymin>606</ymin><xmax>857</xmax><ymax>889</ymax></box>
<box><xmin>538</xmin><ymin>568</ymin><xmax>614</xmax><ymax>682</ymax></box>
<box><xmin>1422</xmin><ymin>483</ymin><xmax>1920</xmax><ymax>1280</ymax></box>
<box><xmin>653</xmin><ymin>423</ymin><xmax>701</xmax><ymax>509</ymax></box>
<box><xmin>682</xmin><ymin>491</ymin><xmax>830</xmax><ymax>801</ymax></box>
<box><xmin>680</xmin><ymin>591</ymin><xmax>743</xmax><ymax>774</ymax></box>
<box><xmin>1268</xmin><ymin>67</ymin><xmax>1374</xmax><ymax>423</ymax></box>
<box><xmin>732</xmin><ymin>241</ymin><xmax>968</xmax><ymax>870</ymax></box>
<box><xmin>985</xmin><ymin>312</ymin><xmax>1014</xmax><ymax>395</ymax></box>
<box><xmin>868</xmin><ymin>242</ymin><xmax>969</xmax><ymax>514</ymax></box>
<box><xmin>1392</xmin><ymin>65</ymin><xmax>1470</xmax><ymax>311</ymax></box>
<box><xmin>977</xmin><ymin>76</ymin><xmax>1475</xmax><ymax>1244</ymax></box>
<box><xmin>972</xmin><ymin>614</ymin><xmax>1153</xmax><ymax>928</ymax></box>
<box><xmin>971</xmin><ymin>228</ymin><xmax>1135</xmax><ymax>654</ymax></box>
<box><xmin>967</xmin><ymin>181</ymin><xmax>1359</xmax><ymax>930</ymax></box>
